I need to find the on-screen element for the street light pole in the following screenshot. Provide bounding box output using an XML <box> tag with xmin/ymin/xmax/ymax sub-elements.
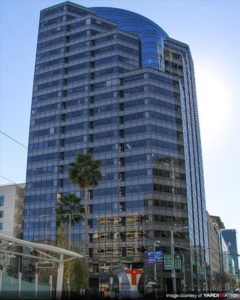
<box><xmin>154</xmin><ymin>241</ymin><xmax>161</xmax><ymax>282</ymax></box>
<box><xmin>203</xmin><ymin>247</ymin><xmax>208</xmax><ymax>292</ymax></box>
<box><xmin>171</xmin><ymin>226</ymin><xmax>189</xmax><ymax>293</ymax></box>
<box><xmin>171</xmin><ymin>230</ymin><xmax>176</xmax><ymax>293</ymax></box>
<box><xmin>154</xmin><ymin>240</ymin><xmax>161</xmax><ymax>298</ymax></box>
<box><xmin>180</xmin><ymin>251</ymin><xmax>186</xmax><ymax>292</ymax></box>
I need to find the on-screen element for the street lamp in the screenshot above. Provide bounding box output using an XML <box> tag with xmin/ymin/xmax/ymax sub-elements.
<box><xmin>179</xmin><ymin>251</ymin><xmax>186</xmax><ymax>292</ymax></box>
<box><xmin>171</xmin><ymin>226</ymin><xmax>189</xmax><ymax>293</ymax></box>
<box><xmin>154</xmin><ymin>240</ymin><xmax>161</xmax><ymax>298</ymax></box>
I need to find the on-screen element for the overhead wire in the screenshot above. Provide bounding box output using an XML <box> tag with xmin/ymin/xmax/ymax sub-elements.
<box><xmin>0</xmin><ymin>175</ymin><xmax>20</xmax><ymax>185</ymax></box>
<box><xmin>0</xmin><ymin>130</ymin><xmax>28</xmax><ymax>150</ymax></box>
<box><xmin>0</xmin><ymin>130</ymin><xmax>27</xmax><ymax>185</ymax></box>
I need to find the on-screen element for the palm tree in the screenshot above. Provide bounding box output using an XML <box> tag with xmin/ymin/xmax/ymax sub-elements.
<box><xmin>68</xmin><ymin>153</ymin><xmax>102</xmax><ymax>256</ymax></box>
<box><xmin>56</xmin><ymin>193</ymin><xmax>83</xmax><ymax>248</ymax></box>
<box><xmin>56</xmin><ymin>193</ymin><xmax>83</xmax><ymax>297</ymax></box>
<box><xmin>68</xmin><ymin>153</ymin><xmax>102</xmax><ymax>289</ymax></box>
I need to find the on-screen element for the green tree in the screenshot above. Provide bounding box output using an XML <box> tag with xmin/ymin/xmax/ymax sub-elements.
<box><xmin>70</xmin><ymin>258</ymin><xmax>88</xmax><ymax>291</ymax></box>
<box><xmin>56</xmin><ymin>193</ymin><xmax>83</xmax><ymax>248</ymax></box>
<box><xmin>69</xmin><ymin>153</ymin><xmax>102</xmax><ymax>286</ymax></box>
<box><xmin>69</xmin><ymin>153</ymin><xmax>102</xmax><ymax>248</ymax></box>
<box><xmin>56</xmin><ymin>194</ymin><xmax>83</xmax><ymax>295</ymax></box>
<box><xmin>56</xmin><ymin>224</ymin><xmax>70</xmax><ymax>293</ymax></box>
<box><xmin>69</xmin><ymin>153</ymin><xmax>102</xmax><ymax>199</ymax></box>
<box><xmin>56</xmin><ymin>193</ymin><xmax>82</xmax><ymax>225</ymax></box>
<box><xmin>56</xmin><ymin>225</ymin><xmax>87</xmax><ymax>294</ymax></box>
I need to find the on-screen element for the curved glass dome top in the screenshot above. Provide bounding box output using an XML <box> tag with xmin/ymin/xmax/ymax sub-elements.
<box><xmin>91</xmin><ymin>7</ymin><xmax>169</xmax><ymax>70</ymax></box>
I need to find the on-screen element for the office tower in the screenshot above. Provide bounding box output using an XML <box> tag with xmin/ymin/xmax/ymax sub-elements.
<box><xmin>0</xmin><ymin>184</ymin><xmax>25</xmax><ymax>238</ymax></box>
<box><xmin>221</xmin><ymin>229</ymin><xmax>239</xmax><ymax>274</ymax></box>
<box><xmin>23</xmin><ymin>1</ymin><xmax>208</xmax><ymax>292</ymax></box>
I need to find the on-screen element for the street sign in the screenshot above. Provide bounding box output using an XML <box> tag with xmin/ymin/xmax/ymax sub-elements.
<box><xmin>147</xmin><ymin>252</ymin><xmax>155</xmax><ymax>264</ymax></box>
<box><xmin>198</xmin><ymin>266</ymin><xmax>205</xmax><ymax>275</ymax></box>
<box><xmin>155</xmin><ymin>250</ymin><xmax>163</xmax><ymax>263</ymax></box>
<box><xmin>36</xmin><ymin>262</ymin><xmax>54</xmax><ymax>269</ymax></box>
<box><xmin>145</xmin><ymin>281</ymin><xmax>157</xmax><ymax>287</ymax></box>
<box><xmin>175</xmin><ymin>256</ymin><xmax>182</xmax><ymax>270</ymax></box>
<box><xmin>164</xmin><ymin>255</ymin><xmax>173</xmax><ymax>270</ymax></box>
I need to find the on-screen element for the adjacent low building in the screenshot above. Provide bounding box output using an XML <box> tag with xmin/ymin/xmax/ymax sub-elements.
<box><xmin>207</xmin><ymin>212</ymin><xmax>222</xmax><ymax>289</ymax></box>
<box><xmin>0</xmin><ymin>184</ymin><xmax>25</xmax><ymax>238</ymax></box>
<box><xmin>207</xmin><ymin>214</ymin><xmax>238</xmax><ymax>290</ymax></box>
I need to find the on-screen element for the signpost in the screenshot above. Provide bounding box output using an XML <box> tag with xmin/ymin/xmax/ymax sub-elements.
<box><xmin>175</xmin><ymin>256</ymin><xmax>182</xmax><ymax>270</ymax></box>
<box><xmin>163</xmin><ymin>254</ymin><xmax>183</xmax><ymax>270</ymax></box>
<box><xmin>147</xmin><ymin>251</ymin><xmax>163</xmax><ymax>264</ymax></box>
<box><xmin>164</xmin><ymin>255</ymin><xmax>173</xmax><ymax>270</ymax></box>
<box><xmin>36</xmin><ymin>262</ymin><xmax>54</xmax><ymax>269</ymax></box>
<box><xmin>155</xmin><ymin>250</ymin><xmax>163</xmax><ymax>263</ymax></box>
<box><xmin>198</xmin><ymin>266</ymin><xmax>205</xmax><ymax>275</ymax></box>
<box><xmin>147</xmin><ymin>252</ymin><xmax>155</xmax><ymax>264</ymax></box>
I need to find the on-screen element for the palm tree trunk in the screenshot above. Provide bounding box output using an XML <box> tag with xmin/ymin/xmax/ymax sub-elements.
<box><xmin>68</xmin><ymin>214</ymin><xmax>72</xmax><ymax>296</ymax></box>
<box><xmin>68</xmin><ymin>214</ymin><xmax>71</xmax><ymax>249</ymax></box>
<box><xmin>84</xmin><ymin>187</ymin><xmax>89</xmax><ymax>288</ymax></box>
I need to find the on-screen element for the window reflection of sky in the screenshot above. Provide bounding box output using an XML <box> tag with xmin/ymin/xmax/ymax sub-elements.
<box><xmin>91</xmin><ymin>7</ymin><xmax>168</xmax><ymax>70</ymax></box>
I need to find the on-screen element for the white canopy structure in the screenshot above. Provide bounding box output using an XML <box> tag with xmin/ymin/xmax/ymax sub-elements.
<box><xmin>0</xmin><ymin>233</ymin><xmax>83</xmax><ymax>299</ymax></box>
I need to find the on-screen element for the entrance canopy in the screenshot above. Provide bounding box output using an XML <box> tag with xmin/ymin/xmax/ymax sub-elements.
<box><xmin>0</xmin><ymin>233</ymin><xmax>83</xmax><ymax>260</ymax></box>
<box><xmin>0</xmin><ymin>234</ymin><xmax>83</xmax><ymax>299</ymax></box>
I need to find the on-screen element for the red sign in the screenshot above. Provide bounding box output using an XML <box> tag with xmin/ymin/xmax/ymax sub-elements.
<box><xmin>124</xmin><ymin>269</ymin><xmax>144</xmax><ymax>285</ymax></box>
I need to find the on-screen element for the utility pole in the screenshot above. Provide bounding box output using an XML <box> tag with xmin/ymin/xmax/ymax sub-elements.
<box><xmin>171</xmin><ymin>226</ymin><xmax>189</xmax><ymax>293</ymax></box>
<box><xmin>154</xmin><ymin>240</ymin><xmax>161</xmax><ymax>298</ymax></box>
<box><xmin>180</xmin><ymin>251</ymin><xmax>186</xmax><ymax>292</ymax></box>
<box><xmin>171</xmin><ymin>230</ymin><xmax>176</xmax><ymax>293</ymax></box>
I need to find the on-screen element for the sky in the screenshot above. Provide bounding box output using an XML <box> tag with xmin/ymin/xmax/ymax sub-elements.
<box><xmin>0</xmin><ymin>0</ymin><xmax>240</xmax><ymax>249</ymax></box>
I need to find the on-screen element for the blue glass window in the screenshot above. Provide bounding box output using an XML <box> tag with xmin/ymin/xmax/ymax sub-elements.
<box><xmin>34</xmin><ymin>68</ymin><xmax>63</xmax><ymax>80</ymax></box>
<box><xmin>91</xmin><ymin>7</ymin><xmax>168</xmax><ymax>70</ymax></box>
<box><xmin>39</xmin><ymin>16</ymin><xmax>65</xmax><ymax>29</ymax></box>
<box><xmin>37</xmin><ymin>37</ymin><xmax>65</xmax><ymax>50</ymax></box>
<box><xmin>0</xmin><ymin>196</ymin><xmax>4</xmax><ymax>206</ymax></box>
<box><xmin>126</xmin><ymin>200</ymin><xmax>145</xmax><ymax>209</ymax></box>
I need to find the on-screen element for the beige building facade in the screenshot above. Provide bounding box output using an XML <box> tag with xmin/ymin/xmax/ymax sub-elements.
<box><xmin>0</xmin><ymin>184</ymin><xmax>25</xmax><ymax>238</ymax></box>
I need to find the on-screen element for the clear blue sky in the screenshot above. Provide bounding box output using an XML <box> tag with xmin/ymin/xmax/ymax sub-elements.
<box><xmin>0</xmin><ymin>0</ymin><xmax>240</xmax><ymax>249</ymax></box>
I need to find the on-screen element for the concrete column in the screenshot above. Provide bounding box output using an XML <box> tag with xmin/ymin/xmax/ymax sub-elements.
<box><xmin>56</xmin><ymin>254</ymin><xmax>64</xmax><ymax>299</ymax></box>
<box><xmin>18</xmin><ymin>272</ymin><xmax>22</xmax><ymax>297</ymax></box>
<box><xmin>49</xmin><ymin>275</ymin><xmax>53</xmax><ymax>298</ymax></box>
<box><xmin>35</xmin><ymin>273</ymin><xmax>38</xmax><ymax>298</ymax></box>
<box><xmin>0</xmin><ymin>269</ymin><xmax>3</xmax><ymax>297</ymax></box>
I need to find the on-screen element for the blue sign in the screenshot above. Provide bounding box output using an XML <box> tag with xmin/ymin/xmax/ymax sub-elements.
<box><xmin>155</xmin><ymin>250</ymin><xmax>163</xmax><ymax>263</ymax></box>
<box><xmin>147</xmin><ymin>251</ymin><xmax>163</xmax><ymax>264</ymax></box>
<box><xmin>147</xmin><ymin>252</ymin><xmax>155</xmax><ymax>264</ymax></box>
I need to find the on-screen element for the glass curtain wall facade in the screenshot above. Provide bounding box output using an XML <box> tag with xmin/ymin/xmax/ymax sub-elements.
<box><xmin>221</xmin><ymin>229</ymin><xmax>239</xmax><ymax>274</ymax></box>
<box><xmin>24</xmin><ymin>1</ymin><xmax>208</xmax><ymax>292</ymax></box>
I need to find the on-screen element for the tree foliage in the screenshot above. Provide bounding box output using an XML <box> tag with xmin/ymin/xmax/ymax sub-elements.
<box><xmin>69</xmin><ymin>153</ymin><xmax>102</xmax><ymax>190</ymax></box>
<box><xmin>70</xmin><ymin>258</ymin><xmax>88</xmax><ymax>290</ymax></box>
<box><xmin>56</xmin><ymin>193</ymin><xmax>83</xmax><ymax>226</ymax></box>
<box><xmin>68</xmin><ymin>153</ymin><xmax>102</xmax><ymax>289</ymax></box>
<box><xmin>56</xmin><ymin>225</ymin><xmax>87</xmax><ymax>292</ymax></box>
